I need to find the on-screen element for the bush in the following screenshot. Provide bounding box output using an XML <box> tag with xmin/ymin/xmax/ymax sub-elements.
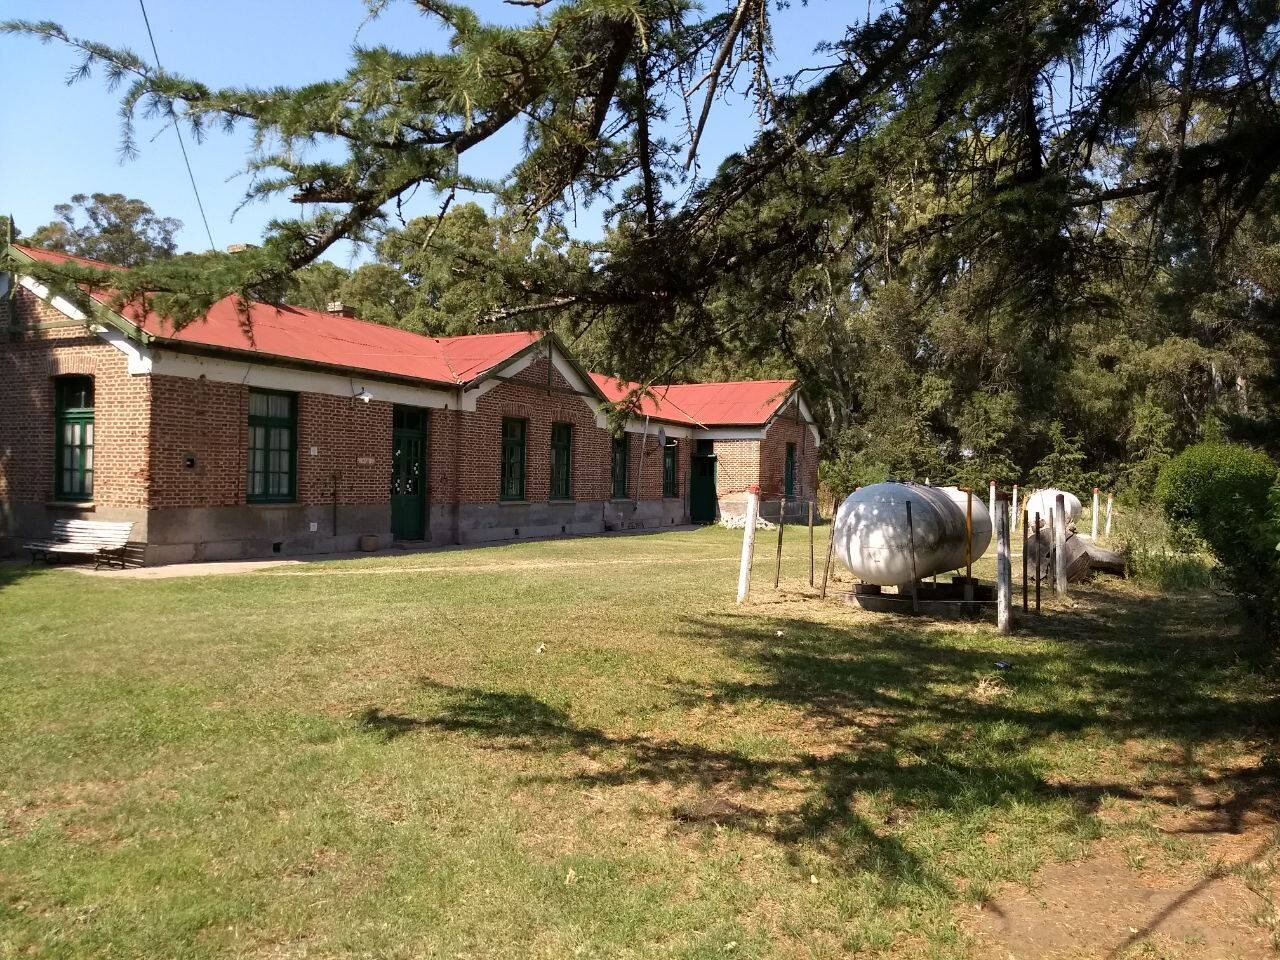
<box><xmin>1155</xmin><ymin>443</ymin><xmax>1279</xmax><ymax>636</ymax></box>
<box><xmin>1118</xmin><ymin>506</ymin><xmax>1215</xmax><ymax>593</ymax></box>
<box><xmin>1155</xmin><ymin>443</ymin><xmax>1275</xmax><ymax>530</ymax></box>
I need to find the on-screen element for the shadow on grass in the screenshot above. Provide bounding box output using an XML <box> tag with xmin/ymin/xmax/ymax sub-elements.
<box><xmin>354</xmin><ymin>584</ymin><xmax>1277</xmax><ymax>890</ymax></box>
<box><xmin>0</xmin><ymin>559</ymin><xmax>45</xmax><ymax>593</ymax></box>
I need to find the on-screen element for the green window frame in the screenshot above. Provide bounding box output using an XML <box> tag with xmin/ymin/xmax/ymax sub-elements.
<box><xmin>784</xmin><ymin>442</ymin><xmax>797</xmax><ymax>498</ymax></box>
<box><xmin>662</xmin><ymin>441</ymin><xmax>678</xmax><ymax>498</ymax></box>
<box><xmin>54</xmin><ymin>376</ymin><xmax>94</xmax><ymax>501</ymax></box>
<box><xmin>549</xmin><ymin>422</ymin><xmax>573</xmax><ymax>500</ymax></box>
<box><xmin>611</xmin><ymin>435</ymin><xmax>629</xmax><ymax>499</ymax></box>
<box><xmin>500</xmin><ymin>417</ymin><xmax>527</xmax><ymax>501</ymax></box>
<box><xmin>247</xmin><ymin>389</ymin><xmax>297</xmax><ymax>503</ymax></box>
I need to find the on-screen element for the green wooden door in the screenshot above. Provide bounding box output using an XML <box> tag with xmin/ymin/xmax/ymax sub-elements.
<box><xmin>391</xmin><ymin>406</ymin><xmax>427</xmax><ymax>541</ymax></box>
<box><xmin>690</xmin><ymin>441</ymin><xmax>717</xmax><ymax>524</ymax></box>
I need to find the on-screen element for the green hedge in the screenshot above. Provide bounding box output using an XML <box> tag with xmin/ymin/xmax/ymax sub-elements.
<box><xmin>1156</xmin><ymin>442</ymin><xmax>1279</xmax><ymax>637</ymax></box>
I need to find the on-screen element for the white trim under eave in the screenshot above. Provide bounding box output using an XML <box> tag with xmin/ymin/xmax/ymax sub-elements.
<box><xmin>694</xmin><ymin>427</ymin><xmax>767</xmax><ymax>441</ymax></box>
<box><xmin>145</xmin><ymin>347</ymin><xmax>458</xmax><ymax>408</ymax></box>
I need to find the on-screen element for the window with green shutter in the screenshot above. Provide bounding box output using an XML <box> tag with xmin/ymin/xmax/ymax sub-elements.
<box><xmin>784</xmin><ymin>442</ymin><xmax>797</xmax><ymax>497</ymax></box>
<box><xmin>611</xmin><ymin>435</ymin><xmax>629</xmax><ymax>499</ymax></box>
<box><xmin>550</xmin><ymin>422</ymin><xmax>573</xmax><ymax>500</ymax></box>
<box><xmin>247</xmin><ymin>389</ymin><xmax>296</xmax><ymax>503</ymax></box>
<box><xmin>54</xmin><ymin>376</ymin><xmax>94</xmax><ymax>501</ymax></box>
<box><xmin>500</xmin><ymin>417</ymin><xmax>527</xmax><ymax>500</ymax></box>
<box><xmin>662</xmin><ymin>441</ymin><xmax>678</xmax><ymax>498</ymax></box>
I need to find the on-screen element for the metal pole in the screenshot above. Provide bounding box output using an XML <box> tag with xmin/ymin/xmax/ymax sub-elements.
<box><xmin>1105</xmin><ymin>493</ymin><xmax>1114</xmax><ymax>537</ymax></box>
<box><xmin>965</xmin><ymin>490</ymin><xmax>973</xmax><ymax>580</ymax></box>
<box><xmin>736</xmin><ymin>486</ymin><xmax>760</xmax><ymax>604</ymax></box>
<box><xmin>905</xmin><ymin>499</ymin><xmax>920</xmax><ymax>614</ymax></box>
<box><xmin>820</xmin><ymin>507</ymin><xmax>837</xmax><ymax>600</ymax></box>
<box><xmin>1034</xmin><ymin>511</ymin><xmax>1042</xmax><ymax>613</ymax></box>
<box><xmin>1054</xmin><ymin>493</ymin><xmax>1068</xmax><ymax>598</ymax></box>
<box><xmin>774</xmin><ymin>498</ymin><xmax>787</xmax><ymax>589</ymax></box>
<box><xmin>989</xmin><ymin>480</ymin><xmax>996</xmax><ymax>532</ymax></box>
<box><xmin>1021</xmin><ymin>508</ymin><xmax>1028</xmax><ymax>612</ymax></box>
<box><xmin>996</xmin><ymin>498</ymin><xmax>1011</xmax><ymax>634</ymax></box>
<box><xmin>633</xmin><ymin>415</ymin><xmax>650</xmax><ymax>506</ymax></box>
<box><xmin>807</xmin><ymin>499</ymin><xmax>815</xmax><ymax>587</ymax></box>
<box><xmin>1091</xmin><ymin>487</ymin><xmax>1100</xmax><ymax>539</ymax></box>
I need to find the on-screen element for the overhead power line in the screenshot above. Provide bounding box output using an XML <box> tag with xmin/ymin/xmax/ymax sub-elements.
<box><xmin>137</xmin><ymin>0</ymin><xmax>217</xmax><ymax>252</ymax></box>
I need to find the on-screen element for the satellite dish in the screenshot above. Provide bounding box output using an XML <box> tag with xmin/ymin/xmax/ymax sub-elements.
<box><xmin>657</xmin><ymin>427</ymin><xmax>667</xmax><ymax>447</ymax></box>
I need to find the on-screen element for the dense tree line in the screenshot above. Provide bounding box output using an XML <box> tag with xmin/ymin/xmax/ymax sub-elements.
<box><xmin>6</xmin><ymin>0</ymin><xmax>1280</xmax><ymax>495</ymax></box>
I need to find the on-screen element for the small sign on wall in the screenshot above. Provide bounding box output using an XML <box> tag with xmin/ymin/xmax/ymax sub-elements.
<box><xmin>357</xmin><ymin>456</ymin><xmax>376</xmax><ymax>466</ymax></box>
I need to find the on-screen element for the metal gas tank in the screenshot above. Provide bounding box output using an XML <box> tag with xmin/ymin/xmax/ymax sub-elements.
<box><xmin>1024</xmin><ymin>488</ymin><xmax>1082</xmax><ymax>525</ymax></box>
<box><xmin>833</xmin><ymin>482</ymin><xmax>991</xmax><ymax>586</ymax></box>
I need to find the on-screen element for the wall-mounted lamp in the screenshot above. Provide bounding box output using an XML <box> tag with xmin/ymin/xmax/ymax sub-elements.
<box><xmin>353</xmin><ymin>388</ymin><xmax>374</xmax><ymax>404</ymax></box>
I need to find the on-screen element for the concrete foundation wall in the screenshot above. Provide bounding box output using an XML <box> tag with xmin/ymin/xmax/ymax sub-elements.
<box><xmin>141</xmin><ymin>502</ymin><xmax>393</xmax><ymax>565</ymax></box>
<box><xmin>0</xmin><ymin>501</ymin><xmax>150</xmax><ymax>560</ymax></box>
<box><xmin>428</xmin><ymin>497</ymin><xmax>687</xmax><ymax>546</ymax></box>
<box><xmin>81</xmin><ymin>496</ymin><xmax>690</xmax><ymax>564</ymax></box>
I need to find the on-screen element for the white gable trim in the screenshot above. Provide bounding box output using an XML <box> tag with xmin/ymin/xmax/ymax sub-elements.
<box><xmin>765</xmin><ymin>392</ymin><xmax>822</xmax><ymax>447</ymax></box>
<box><xmin>18</xmin><ymin>274</ymin><xmax>90</xmax><ymax>324</ymax></box>
<box><xmin>462</xmin><ymin>342</ymin><xmax>619</xmax><ymax>428</ymax></box>
<box><xmin>96</xmin><ymin>325</ymin><xmax>153</xmax><ymax>375</ymax></box>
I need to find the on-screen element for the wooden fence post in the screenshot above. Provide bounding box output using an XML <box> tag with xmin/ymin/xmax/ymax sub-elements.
<box><xmin>736</xmin><ymin>486</ymin><xmax>760</xmax><ymax>604</ymax></box>
<box><xmin>1054</xmin><ymin>493</ymin><xmax>1068</xmax><ymax>598</ymax></box>
<box><xmin>1105</xmin><ymin>493</ymin><xmax>1114</xmax><ymax>537</ymax></box>
<box><xmin>1091</xmin><ymin>487</ymin><xmax>1100</xmax><ymax>539</ymax></box>
<box><xmin>1021</xmin><ymin>508</ymin><xmax>1028</xmax><ymax>611</ymax></box>
<box><xmin>774</xmin><ymin>497</ymin><xmax>787</xmax><ymax>589</ymax></box>
<box><xmin>997</xmin><ymin>497</ymin><xmax>1012</xmax><ymax>634</ymax></box>
<box><xmin>1034</xmin><ymin>511</ymin><xmax>1042</xmax><ymax>613</ymax></box>
<box><xmin>808</xmin><ymin>500</ymin><xmax>816</xmax><ymax>587</ymax></box>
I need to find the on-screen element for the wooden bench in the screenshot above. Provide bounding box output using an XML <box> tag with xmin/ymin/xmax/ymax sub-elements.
<box><xmin>24</xmin><ymin>519</ymin><xmax>135</xmax><ymax>570</ymax></box>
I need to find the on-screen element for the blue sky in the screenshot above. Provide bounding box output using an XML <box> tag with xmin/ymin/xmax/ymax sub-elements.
<box><xmin>1</xmin><ymin>0</ymin><xmax>843</xmax><ymax>264</ymax></box>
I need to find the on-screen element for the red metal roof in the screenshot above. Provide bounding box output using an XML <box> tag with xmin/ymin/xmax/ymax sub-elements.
<box><xmin>12</xmin><ymin>244</ymin><xmax>802</xmax><ymax>423</ymax></box>
<box><xmin>590</xmin><ymin>373</ymin><xmax>795</xmax><ymax>427</ymax></box>
<box><xmin>12</xmin><ymin>245</ymin><xmax>541</xmax><ymax>386</ymax></box>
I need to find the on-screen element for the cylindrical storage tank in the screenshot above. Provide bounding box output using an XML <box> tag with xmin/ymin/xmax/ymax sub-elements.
<box><xmin>1024</xmin><ymin>488</ymin><xmax>1082</xmax><ymax>525</ymax></box>
<box><xmin>934</xmin><ymin>485</ymin><xmax>992</xmax><ymax>572</ymax></box>
<box><xmin>833</xmin><ymin>482</ymin><xmax>992</xmax><ymax>586</ymax></box>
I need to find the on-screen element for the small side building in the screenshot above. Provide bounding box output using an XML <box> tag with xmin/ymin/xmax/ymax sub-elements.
<box><xmin>0</xmin><ymin>244</ymin><xmax>819</xmax><ymax>564</ymax></box>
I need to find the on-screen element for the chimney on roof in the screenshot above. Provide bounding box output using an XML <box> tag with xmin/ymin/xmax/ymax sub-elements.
<box><xmin>226</xmin><ymin>243</ymin><xmax>258</xmax><ymax>254</ymax></box>
<box><xmin>326</xmin><ymin>300</ymin><xmax>357</xmax><ymax>318</ymax></box>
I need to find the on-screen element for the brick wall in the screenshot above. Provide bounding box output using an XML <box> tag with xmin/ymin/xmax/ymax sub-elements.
<box><xmin>298</xmin><ymin>394</ymin><xmax>393</xmax><ymax>505</ymax></box>
<box><xmin>149</xmin><ymin>375</ymin><xmax>243</xmax><ymax>508</ymax></box>
<box><xmin>149</xmin><ymin>375</ymin><xmax>394</xmax><ymax>509</ymax></box>
<box><xmin>421</xmin><ymin>355</ymin><xmax>694</xmax><ymax>511</ymax></box>
<box><xmin>713</xmin><ymin>439</ymin><xmax>762</xmax><ymax>500</ymax></box>
<box><xmin>760</xmin><ymin>410</ymin><xmax>819</xmax><ymax>502</ymax></box>
<box><xmin>0</xmin><ymin>287</ymin><xmax>150</xmax><ymax>513</ymax></box>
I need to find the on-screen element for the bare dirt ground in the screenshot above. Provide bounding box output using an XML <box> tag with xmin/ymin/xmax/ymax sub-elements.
<box><xmin>966</xmin><ymin>755</ymin><xmax>1280</xmax><ymax>959</ymax></box>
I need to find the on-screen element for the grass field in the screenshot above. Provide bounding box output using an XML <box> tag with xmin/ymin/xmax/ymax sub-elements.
<box><xmin>1</xmin><ymin>526</ymin><xmax>1276</xmax><ymax>958</ymax></box>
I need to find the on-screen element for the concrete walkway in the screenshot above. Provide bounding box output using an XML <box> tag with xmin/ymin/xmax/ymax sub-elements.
<box><xmin>47</xmin><ymin>524</ymin><xmax>705</xmax><ymax>580</ymax></box>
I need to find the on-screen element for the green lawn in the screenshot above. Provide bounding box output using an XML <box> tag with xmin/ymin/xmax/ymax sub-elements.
<box><xmin>0</xmin><ymin>527</ymin><xmax>1274</xmax><ymax>958</ymax></box>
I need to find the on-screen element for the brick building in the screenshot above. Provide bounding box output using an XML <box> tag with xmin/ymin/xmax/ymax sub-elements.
<box><xmin>1</xmin><ymin>244</ymin><xmax>819</xmax><ymax>564</ymax></box>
